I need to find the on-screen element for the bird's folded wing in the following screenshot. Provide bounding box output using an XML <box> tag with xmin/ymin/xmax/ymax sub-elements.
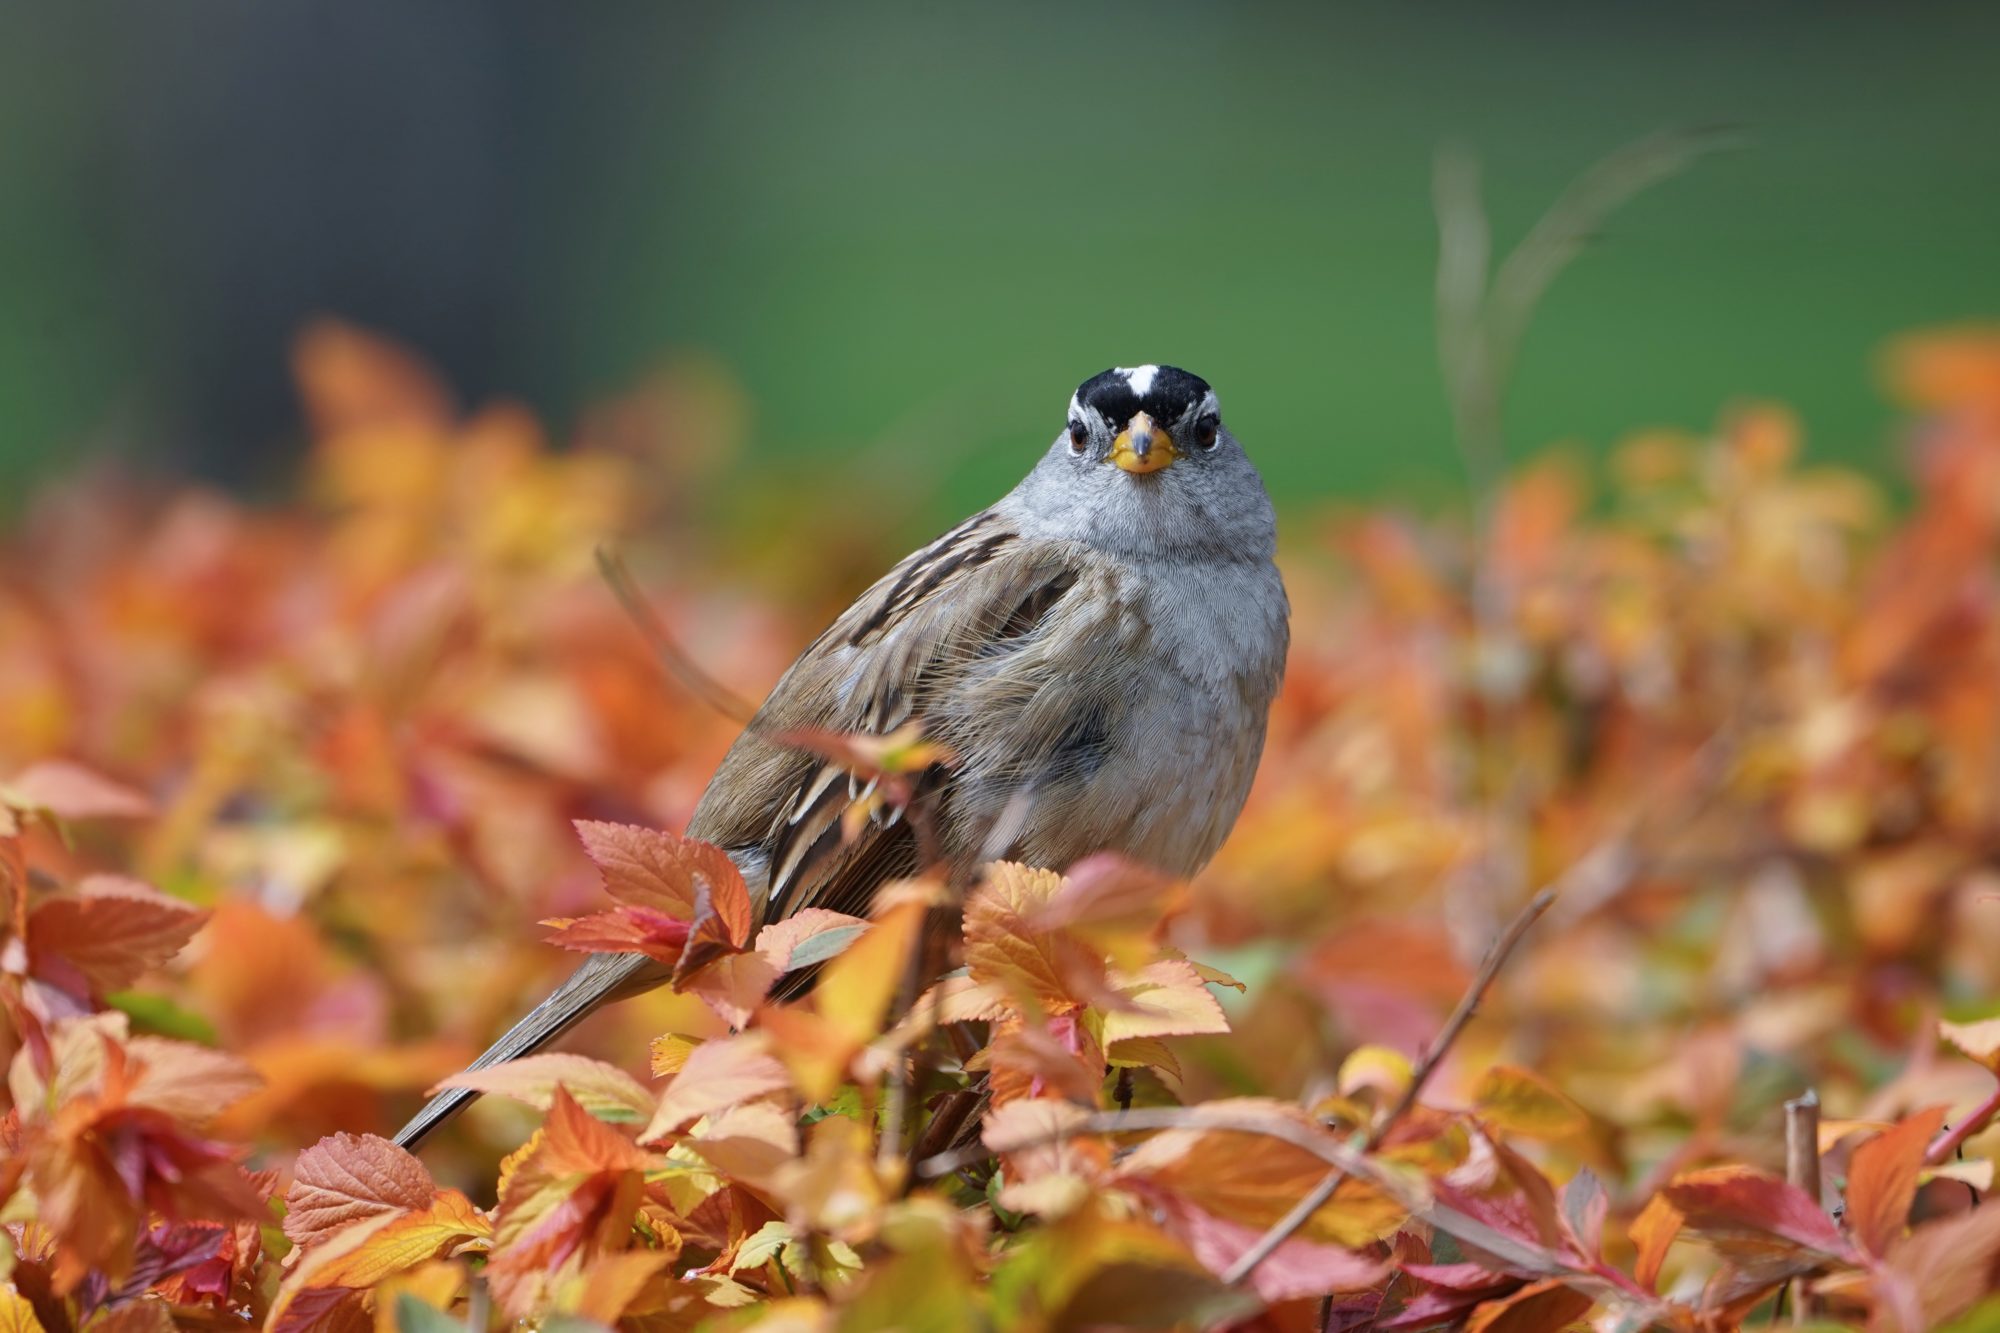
<box><xmin>688</xmin><ymin>509</ymin><xmax>1083</xmax><ymax>924</ymax></box>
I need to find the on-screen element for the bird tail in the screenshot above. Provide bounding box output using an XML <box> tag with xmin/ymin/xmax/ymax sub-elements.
<box><xmin>392</xmin><ymin>950</ymin><xmax>661</xmax><ymax>1150</ymax></box>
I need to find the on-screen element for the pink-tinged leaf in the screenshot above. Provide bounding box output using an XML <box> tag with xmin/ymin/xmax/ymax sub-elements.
<box><xmin>284</xmin><ymin>1132</ymin><xmax>438</xmax><ymax>1250</ymax></box>
<box><xmin>1401</xmin><ymin>1262</ymin><xmax>1515</xmax><ymax>1292</ymax></box>
<box><xmin>4</xmin><ymin>761</ymin><xmax>152</xmax><ymax>820</ymax></box>
<box><xmin>1846</xmin><ymin>1104</ymin><xmax>1948</xmax><ymax>1257</ymax></box>
<box><xmin>434</xmin><ymin>1053</ymin><xmax>656</xmax><ymax>1125</ymax></box>
<box><xmin>1145</xmin><ymin>1190</ymin><xmax>1388</xmax><ymax>1303</ymax></box>
<box><xmin>1559</xmin><ymin>1167</ymin><xmax>1607</xmax><ymax>1259</ymax></box>
<box><xmin>1662</xmin><ymin>1165</ymin><xmax>1851</xmax><ymax>1257</ymax></box>
<box><xmin>572</xmin><ymin>820</ymin><xmax>741</xmax><ymax>920</ymax></box>
<box><xmin>541</xmin><ymin>906</ymin><xmax>689</xmax><ymax>965</ymax></box>
<box><xmin>640</xmin><ymin>1034</ymin><xmax>791</xmax><ymax>1141</ymax></box>
<box><xmin>755</xmin><ymin>909</ymin><xmax>869</xmax><ymax>974</ymax></box>
<box><xmin>27</xmin><ymin>878</ymin><xmax>206</xmax><ymax>994</ymax></box>
<box><xmin>672</xmin><ymin>853</ymin><xmax>756</xmax><ymax>988</ymax></box>
<box><xmin>686</xmin><ymin>951</ymin><xmax>779</xmax><ymax>1029</ymax></box>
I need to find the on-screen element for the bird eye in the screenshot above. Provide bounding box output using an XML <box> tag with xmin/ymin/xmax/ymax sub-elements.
<box><xmin>1067</xmin><ymin>419</ymin><xmax>1089</xmax><ymax>454</ymax></box>
<box><xmin>1195</xmin><ymin>413</ymin><xmax>1220</xmax><ymax>450</ymax></box>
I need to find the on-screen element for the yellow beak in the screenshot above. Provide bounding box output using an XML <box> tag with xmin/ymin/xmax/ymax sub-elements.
<box><xmin>1109</xmin><ymin>411</ymin><xmax>1176</xmax><ymax>474</ymax></box>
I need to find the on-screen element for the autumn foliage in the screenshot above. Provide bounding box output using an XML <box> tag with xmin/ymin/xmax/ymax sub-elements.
<box><xmin>6</xmin><ymin>321</ymin><xmax>2000</xmax><ymax>1329</ymax></box>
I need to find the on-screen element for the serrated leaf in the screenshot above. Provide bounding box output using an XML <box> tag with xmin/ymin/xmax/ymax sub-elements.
<box><xmin>28</xmin><ymin>877</ymin><xmax>206</xmax><ymax>995</ymax></box>
<box><xmin>285</xmin><ymin>1133</ymin><xmax>439</xmax><ymax>1251</ymax></box>
<box><xmin>1099</xmin><ymin>960</ymin><xmax>1231</xmax><ymax>1044</ymax></box>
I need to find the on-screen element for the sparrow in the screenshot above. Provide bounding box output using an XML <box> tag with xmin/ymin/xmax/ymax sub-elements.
<box><xmin>394</xmin><ymin>364</ymin><xmax>1289</xmax><ymax>1147</ymax></box>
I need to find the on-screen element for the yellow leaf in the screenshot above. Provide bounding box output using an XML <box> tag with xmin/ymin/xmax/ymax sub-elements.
<box><xmin>0</xmin><ymin>1285</ymin><xmax>43</xmax><ymax>1333</ymax></box>
<box><xmin>1471</xmin><ymin>1065</ymin><xmax>1590</xmax><ymax>1139</ymax></box>
<box><xmin>651</xmin><ymin>1033</ymin><xmax>706</xmax><ymax>1078</ymax></box>
<box><xmin>305</xmin><ymin>1190</ymin><xmax>490</xmax><ymax>1288</ymax></box>
<box><xmin>1337</xmin><ymin>1045</ymin><xmax>1413</xmax><ymax>1101</ymax></box>
<box><xmin>816</xmin><ymin>895</ymin><xmax>926</xmax><ymax>1048</ymax></box>
<box><xmin>1100</xmin><ymin>960</ymin><xmax>1230</xmax><ymax>1045</ymax></box>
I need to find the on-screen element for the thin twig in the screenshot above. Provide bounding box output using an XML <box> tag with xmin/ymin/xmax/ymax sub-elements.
<box><xmin>596</xmin><ymin>543</ymin><xmax>758</xmax><ymax>726</ymax></box>
<box><xmin>916</xmin><ymin>1097</ymin><xmax>1657</xmax><ymax>1312</ymax></box>
<box><xmin>1784</xmin><ymin>1089</ymin><xmax>1823</xmax><ymax>1325</ymax></box>
<box><xmin>1218</xmin><ymin>888</ymin><xmax>1556</xmax><ymax>1288</ymax></box>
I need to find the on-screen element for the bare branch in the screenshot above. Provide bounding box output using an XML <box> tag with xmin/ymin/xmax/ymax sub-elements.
<box><xmin>1219</xmin><ymin>887</ymin><xmax>1555</xmax><ymax>1287</ymax></box>
<box><xmin>595</xmin><ymin>543</ymin><xmax>758</xmax><ymax>726</ymax></box>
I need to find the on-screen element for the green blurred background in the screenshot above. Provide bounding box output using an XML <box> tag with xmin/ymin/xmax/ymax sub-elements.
<box><xmin>2</xmin><ymin>1</ymin><xmax>1996</xmax><ymax>520</ymax></box>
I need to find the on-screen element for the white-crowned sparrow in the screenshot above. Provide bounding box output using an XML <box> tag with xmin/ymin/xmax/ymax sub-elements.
<box><xmin>395</xmin><ymin>364</ymin><xmax>1289</xmax><ymax>1147</ymax></box>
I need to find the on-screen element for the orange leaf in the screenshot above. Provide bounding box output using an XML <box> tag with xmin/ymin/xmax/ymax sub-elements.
<box><xmin>672</xmin><ymin>847</ymin><xmax>755</xmax><ymax>987</ymax></box>
<box><xmin>285</xmin><ymin>1133</ymin><xmax>438</xmax><ymax>1252</ymax></box>
<box><xmin>1846</xmin><ymin>1105</ymin><xmax>1948</xmax><ymax>1257</ymax></box>
<box><xmin>1115</xmin><ymin>1099</ymin><xmax>1407</xmax><ymax>1247</ymax></box>
<box><xmin>642</xmin><ymin>1033</ymin><xmax>791</xmax><ymax>1140</ymax></box>
<box><xmin>27</xmin><ymin>877</ymin><xmax>205</xmax><ymax>995</ymax></box>
<box><xmin>1465</xmin><ymin>1277</ymin><xmax>1594</xmax><ymax>1333</ymax></box>
<box><xmin>299</xmin><ymin>1189</ymin><xmax>489</xmax><ymax>1288</ymax></box>
<box><xmin>488</xmin><ymin>1089</ymin><xmax>650</xmax><ymax>1318</ymax></box>
<box><xmin>123</xmin><ymin>1037</ymin><xmax>262</xmax><ymax>1128</ymax></box>
<box><xmin>964</xmin><ymin>863</ymin><xmax>1087</xmax><ymax>1012</ymax></box>
<box><xmin>435</xmin><ymin>1054</ymin><xmax>655</xmax><ymax>1125</ymax></box>
<box><xmin>1628</xmin><ymin>1193</ymin><xmax>1682</xmax><ymax>1293</ymax></box>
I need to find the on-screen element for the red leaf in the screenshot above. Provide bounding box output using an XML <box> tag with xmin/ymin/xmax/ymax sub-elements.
<box><xmin>1846</xmin><ymin>1105</ymin><xmax>1948</xmax><ymax>1257</ymax></box>
<box><xmin>1662</xmin><ymin>1165</ymin><xmax>1850</xmax><ymax>1257</ymax></box>
<box><xmin>542</xmin><ymin>906</ymin><xmax>690</xmax><ymax>965</ymax></box>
